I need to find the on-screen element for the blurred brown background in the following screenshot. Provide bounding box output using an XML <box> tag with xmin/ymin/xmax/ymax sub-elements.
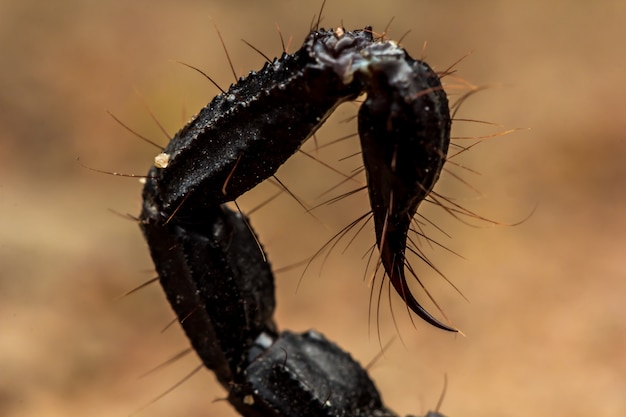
<box><xmin>1</xmin><ymin>1</ymin><xmax>625</xmax><ymax>416</ymax></box>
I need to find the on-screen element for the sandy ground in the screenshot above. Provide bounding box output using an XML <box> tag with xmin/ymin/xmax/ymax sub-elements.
<box><xmin>1</xmin><ymin>1</ymin><xmax>625</xmax><ymax>416</ymax></box>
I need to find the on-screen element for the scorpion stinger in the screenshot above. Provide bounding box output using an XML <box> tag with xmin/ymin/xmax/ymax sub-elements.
<box><xmin>354</xmin><ymin>43</ymin><xmax>455</xmax><ymax>331</ymax></box>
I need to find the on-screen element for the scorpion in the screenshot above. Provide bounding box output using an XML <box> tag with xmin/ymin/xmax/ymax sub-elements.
<box><xmin>138</xmin><ymin>24</ymin><xmax>453</xmax><ymax>417</ymax></box>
